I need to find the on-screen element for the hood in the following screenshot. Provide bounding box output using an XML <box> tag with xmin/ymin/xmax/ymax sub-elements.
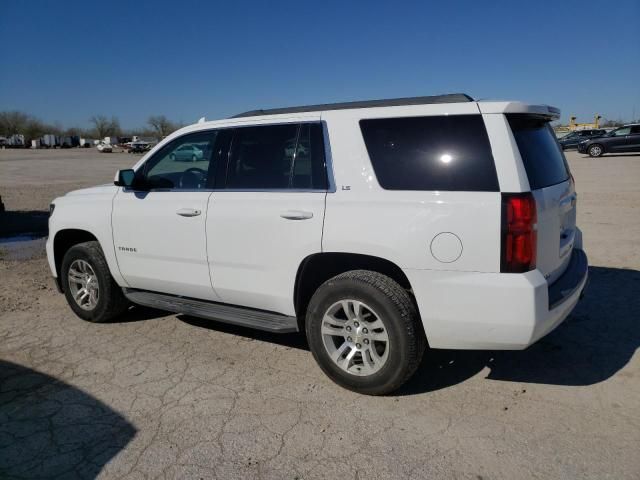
<box><xmin>65</xmin><ymin>184</ymin><xmax>117</xmax><ymax>196</ymax></box>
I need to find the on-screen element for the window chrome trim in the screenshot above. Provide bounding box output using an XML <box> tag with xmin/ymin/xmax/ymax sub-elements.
<box><xmin>122</xmin><ymin>187</ymin><xmax>328</xmax><ymax>194</ymax></box>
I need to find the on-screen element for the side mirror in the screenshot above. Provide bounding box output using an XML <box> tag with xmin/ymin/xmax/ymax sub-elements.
<box><xmin>114</xmin><ymin>169</ymin><xmax>136</xmax><ymax>188</ymax></box>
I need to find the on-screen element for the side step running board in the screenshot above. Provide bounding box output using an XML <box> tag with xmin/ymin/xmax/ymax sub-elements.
<box><xmin>122</xmin><ymin>289</ymin><xmax>299</xmax><ymax>333</ymax></box>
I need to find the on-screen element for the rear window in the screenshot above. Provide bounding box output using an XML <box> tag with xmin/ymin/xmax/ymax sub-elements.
<box><xmin>507</xmin><ymin>114</ymin><xmax>570</xmax><ymax>190</ymax></box>
<box><xmin>359</xmin><ymin>115</ymin><xmax>499</xmax><ymax>191</ymax></box>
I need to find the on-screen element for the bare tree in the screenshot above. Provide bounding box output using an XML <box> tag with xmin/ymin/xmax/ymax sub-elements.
<box><xmin>23</xmin><ymin>117</ymin><xmax>47</xmax><ymax>142</ymax></box>
<box><xmin>90</xmin><ymin>115</ymin><xmax>110</xmax><ymax>139</ymax></box>
<box><xmin>147</xmin><ymin>115</ymin><xmax>177</xmax><ymax>138</ymax></box>
<box><xmin>90</xmin><ymin>115</ymin><xmax>121</xmax><ymax>138</ymax></box>
<box><xmin>0</xmin><ymin>111</ymin><xmax>30</xmax><ymax>136</ymax></box>
<box><xmin>108</xmin><ymin>116</ymin><xmax>121</xmax><ymax>137</ymax></box>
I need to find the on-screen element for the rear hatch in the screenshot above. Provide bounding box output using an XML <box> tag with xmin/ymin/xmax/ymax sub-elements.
<box><xmin>507</xmin><ymin>114</ymin><xmax>577</xmax><ymax>284</ymax></box>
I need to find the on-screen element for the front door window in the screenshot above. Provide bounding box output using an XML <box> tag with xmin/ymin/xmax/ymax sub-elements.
<box><xmin>142</xmin><ymin>131</ymin><xmax>217</xmax><ymax>189</ymax></box>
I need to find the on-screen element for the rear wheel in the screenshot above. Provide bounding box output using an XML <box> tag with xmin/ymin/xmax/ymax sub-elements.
<box><xmin>61</xmin><ymin>241</ymin><xmax>129</xmax><ymax>323</ymax></box>
<box><xmin>306</xmin><ymin>270</ymin><xmax>426</xmax><ymax>395</ymax></box>
<box><xmin>588</xmin><ymin>144</ymin><xmax>604</xmax><ymax>157</ymax></box>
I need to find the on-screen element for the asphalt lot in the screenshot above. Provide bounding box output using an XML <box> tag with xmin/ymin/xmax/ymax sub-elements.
<box><xmin>0</xmin><ymin>148</ymin><xmax>639</xmax><ymax>479</ymax></box>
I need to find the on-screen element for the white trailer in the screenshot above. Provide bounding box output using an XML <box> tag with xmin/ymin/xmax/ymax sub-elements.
<box><xmin>41</xmin><ymin>134</ymin><xmax>58</xmax><ymax>148</ymax></box>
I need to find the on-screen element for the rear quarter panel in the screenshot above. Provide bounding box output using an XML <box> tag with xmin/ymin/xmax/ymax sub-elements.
<box><xmin>321</xmin><ymin>109</ymin><xmax>502</xmax><ymax>273</ymax></box>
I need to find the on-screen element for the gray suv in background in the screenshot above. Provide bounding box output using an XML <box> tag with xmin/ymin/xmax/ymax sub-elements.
<box><xmin>578</xmin><ymin>124</ymin><xmax>640</xmax><ymax>157</ymax></box>
<box><xmin>558</xmin><ymin>129</ymin><xmax>606</xmax><ymax>150</ymax></box>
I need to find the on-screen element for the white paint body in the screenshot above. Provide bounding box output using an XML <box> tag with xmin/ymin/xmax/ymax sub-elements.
<box><xmin>46</xmin><ymin>99</ymin><xmax>586</xmax><ymax>350</ymax></box>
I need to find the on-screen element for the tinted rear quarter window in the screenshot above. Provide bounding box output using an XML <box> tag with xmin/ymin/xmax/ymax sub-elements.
<box><xmin>507</xmin><ymin>114</ymin><xmax>569</xmax><ymax>190</ymax></box>
<box><xmin>359</xmin><ymin>115</ymin><xmax>498</xmax><ymax>191</ymax></box>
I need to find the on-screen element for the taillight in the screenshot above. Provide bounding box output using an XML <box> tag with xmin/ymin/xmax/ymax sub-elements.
<box><xmin>501</xmin><ymin>193</ymin><xmax>537</xmax><ymax>273</ymax></box>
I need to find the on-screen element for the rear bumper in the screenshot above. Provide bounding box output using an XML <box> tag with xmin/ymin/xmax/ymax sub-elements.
<box><xmin>404</xmin><ymin>249</ymin><xmax>588</xmax><ymax>350</ymax></box>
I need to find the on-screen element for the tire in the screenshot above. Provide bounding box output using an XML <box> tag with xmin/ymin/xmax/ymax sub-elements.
<box><xmin>306</xmin><ymin>270</ymin><xmax>426</xmax><ymax>395</ymax></box>
<box><xmin>192</xmin><ymin>154</ymin><xmax>197</xmax><ymax>162</ymax></box>
<box><xmin>61</xmin><ymin>241</ymin><xmax>129</xmax><ymax>323</ymax></box>
<box><xmin>588</xmin><ymin>144</ymin><xmax>604</xmax><ymax>157</ymax></box>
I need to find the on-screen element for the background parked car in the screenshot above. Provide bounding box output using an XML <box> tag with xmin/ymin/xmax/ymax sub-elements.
<box><xmin>127</xmin><ymin>142</ymin><xmax>150</xmax><ymax>154</ymax></box>
<box><xmin>96</xmin><ymin>142</ymin><xmax>113</xmax><ymax>153</ymax></box>
<box><xmin>578</xmin><ymin>124</ymin><xmax>640</xmax><ymax>157</ymax></box>
<box><xmin>558</xmin><ymin>129</ymin><xmax>606</xmax><ymax>149</ymax></box>
<box><xmin>168</xmin><ymin>143</ymin><xmax>204</xmax><ymax>161</ymax></box>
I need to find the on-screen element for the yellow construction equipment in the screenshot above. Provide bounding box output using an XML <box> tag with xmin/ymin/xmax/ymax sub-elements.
<box><xmin>568</xmin><ymin>114</ymin><xmax>601</xmax><ymax>131</ymax></box>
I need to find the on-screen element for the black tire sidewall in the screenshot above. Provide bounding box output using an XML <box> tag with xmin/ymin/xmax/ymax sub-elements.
<box><xmin>306</xmin><ymin>277</ymin><xmax>416</xmax><ymax>394</ymax></box>
<box><xmin>61</xmin><ymin>243</ymin><xmax>115</xmax><ymax>322</ymax></box>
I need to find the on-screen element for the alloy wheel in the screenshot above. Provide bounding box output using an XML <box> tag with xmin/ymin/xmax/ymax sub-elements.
<box><xmin>67</xmin><ymin>259</ymin><xmax>99</xmax><ymax>310</ymax></box>
<box><xmin>321</xmin><ymin>299</ymin><xmax>390</xmax><ymax>376</ymax></box>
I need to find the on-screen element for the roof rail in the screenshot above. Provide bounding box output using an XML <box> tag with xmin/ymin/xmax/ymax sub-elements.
<box><xmin>231</xmin><ymin>93</ymin><xmax>474</xmax><ymax>118</ymax></box>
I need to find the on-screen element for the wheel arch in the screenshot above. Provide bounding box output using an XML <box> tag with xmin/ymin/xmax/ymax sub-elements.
<box><xmin>53</xmin><ymin>229</ymin><xmax>100</xmax><ymax>292</ymax></box>
<box><xmin>294</xmin><ymin>252</ymin><xmax>416</xmax><ymax>329</ymax></box>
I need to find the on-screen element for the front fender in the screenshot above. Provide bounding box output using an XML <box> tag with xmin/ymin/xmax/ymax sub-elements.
<box><xmin>47</xmin><ymin>188</ymin><xmax>127</xmax><ymax>287</ymax></box>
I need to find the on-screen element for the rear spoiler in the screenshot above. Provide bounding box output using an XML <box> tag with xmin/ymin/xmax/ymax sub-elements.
<box><xmin>477</xmin><ymin>101</ymin><xmax>561</xmax><ymax>120</ymax></box>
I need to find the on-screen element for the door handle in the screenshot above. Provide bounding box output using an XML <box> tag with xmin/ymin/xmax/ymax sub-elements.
<box><xmin>280</xmin><ymin>210</ymin><xmax>313</xmax><ymax>220</ymax></box>
<box><xmin>176</xmin><ymin>208</ymin><xmax>202</xmax><ymax>217</ymax></box>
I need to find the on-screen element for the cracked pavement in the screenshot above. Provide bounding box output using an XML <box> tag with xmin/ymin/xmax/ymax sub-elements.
<box><xmin>0</xmin><ymin>149</ymin><xmax>639</xmax><ymax>479</ymax></box>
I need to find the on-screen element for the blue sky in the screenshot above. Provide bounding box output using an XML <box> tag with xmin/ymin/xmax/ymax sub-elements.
<box><xmin>1</xmin><ymin>0</ymin><xmax>638</xmax><ymax>129</ymax></box>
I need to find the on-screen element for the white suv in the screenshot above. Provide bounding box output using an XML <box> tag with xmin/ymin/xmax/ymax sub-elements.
<box><xmin>46</xmin><ymin>94</ymin><xmax>588</xmax><ymax>395</ymax></box>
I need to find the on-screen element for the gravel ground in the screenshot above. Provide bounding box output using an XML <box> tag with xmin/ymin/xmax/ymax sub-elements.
<box><xmin>0</xmin><ymin>148</ymin><xmax>639</xmax><ymax>479</ymax></box>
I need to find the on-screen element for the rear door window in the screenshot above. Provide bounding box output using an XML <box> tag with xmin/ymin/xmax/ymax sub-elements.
<box><xmin>359</xmin><ymin>115</ymin><xmax>499</xmax><ymax>191</ymax></box>
<box><xmin>224</xmin><ymin>123</ymin><xmax>328</xmax><ymax>190</ymax></box>
<box><xmin>226</xmin><ymin>124</ymin><xmax>298</xmax><ymax>189</ymax></box>
<box><xmin>507</xmin><ymin>114</ymin><xmax>570</xmax><ymax>190</ymax></box>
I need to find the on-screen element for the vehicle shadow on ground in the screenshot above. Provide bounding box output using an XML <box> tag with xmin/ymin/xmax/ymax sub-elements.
<box><xmin>398</xmin><ymin>265</ymin><xmax>640</xmax><ymax>395</ymax></box>
<box><xmin>0</xmin><ymin>210</ymin><xmax>49</xmax><ymax>237</ymax></box>
<box><xmin>178</xmin><ymin>315</ymin><xmax>310</xmax><ymax>350</ymax></box>
<box><xmin>0</xmin><ymin>360</ymin><xmax>136</xmax><ymax>478</ymax></box>
<box><xmin>114</xmin><ymin>305</ymin><xmax>173</xmax><ymax>324</ymax></box>
<box><xmin>133</xmin><ymin>266</ymin><xmax>640</xmax><ymax>395</ymax></box>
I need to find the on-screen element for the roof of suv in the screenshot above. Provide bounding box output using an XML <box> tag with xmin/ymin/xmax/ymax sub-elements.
<box><xmin>231</xmin><ymin>93</ymin><xmax>475</xmax><ymax>118</ymax></box>
<box><xmin>228</xmin><ymin>95</ymin><xmax>560</xmax><ymax>121</ymax></box>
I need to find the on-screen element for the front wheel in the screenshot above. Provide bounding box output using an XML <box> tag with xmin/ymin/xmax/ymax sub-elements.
<box><xmin>588</xmin><ymin>144</ymin><xmax>604</xmax><ymax>157</ymax></box>
<box><xmin>61</xmin><ymin>241</ymin><xmax>129</xmax><ymax>322</ymax></box>
<box><xmin>306</xmin><ymin>270</ymin><xmax>426</xmax><ymax>395</ymax></box>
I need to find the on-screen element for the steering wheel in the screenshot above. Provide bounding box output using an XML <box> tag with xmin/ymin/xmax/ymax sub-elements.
<box><xmin>179</xmin><ymin>167</ymin><xmax>207</xmax><ymax>189</ymax></box>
